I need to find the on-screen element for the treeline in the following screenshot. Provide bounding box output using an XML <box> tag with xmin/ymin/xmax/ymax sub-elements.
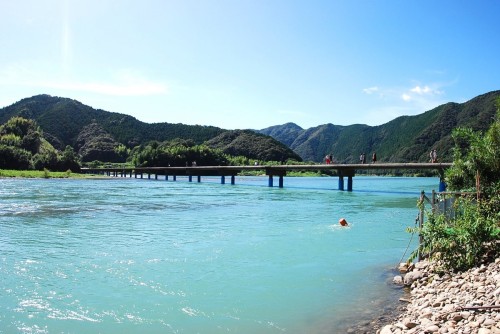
<box><xmin>0</xmin><ymin>117</ymin><xmax>80</xmax><ymax>171</ymax></box>
<box><xmin>129</xmin><ymin>139</ymin><xmax>228</xmax><ymax>167</ymax></box>
<box><xmin>0</xmin><ymin>117</ymin><xmax>300</xmax><ymax>171</ymax></box>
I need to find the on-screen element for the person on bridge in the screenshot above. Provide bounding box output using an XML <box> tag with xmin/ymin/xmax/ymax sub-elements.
<box><xmin>372</xmin><ymin>152</ymin><xmax>377</xmax><ymax>163</ymax></box>
<box><xmin>430</xmin><ymin>149</ymin><xmax>438</xmax><ymax>163</ymax></box>
<box><xmin>360</xmin><ymin>153</ymin><xmax>366</xmax><ymax>164</ymax></box>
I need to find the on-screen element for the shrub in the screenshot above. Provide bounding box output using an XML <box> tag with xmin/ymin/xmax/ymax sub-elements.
<box><xmin>416</xmin><ymin>198</ymin><xmax>499</xmax><ymax>271</ymax></box>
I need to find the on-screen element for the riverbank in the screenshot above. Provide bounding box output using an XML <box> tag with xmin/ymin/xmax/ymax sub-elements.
<box><xmin>378</xmin><ymin>258</ymin><xmax>500</xmax><ymax>334</ymax></box>
<box><xmin>0</xmin><ymin>169</ymin><xmax>93</xmax><ymax>178</ymax></box>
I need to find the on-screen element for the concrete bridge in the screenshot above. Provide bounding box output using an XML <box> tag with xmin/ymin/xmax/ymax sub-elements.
<box><xmin>82</xmin><ymin>162</ymin><xmax>452</xmax><ymax>191</ymax></box>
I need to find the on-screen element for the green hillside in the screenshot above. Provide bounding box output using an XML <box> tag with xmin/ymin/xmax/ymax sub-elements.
<box><xmin>2</xmin><ymin>91</ymin><xmax>499</xmax><ymax>166</ymax></box>
<box><xmin>0</xmin><ymin>95</ymin><xmax>225</xmax><ymax>148</ymax></box>
<box><xmin>259</xmin><ymin>90</ymin><xmax>500</xmax><ymax>163</ymax></box>
<box><xmin>0</xmin><ymin>95</ymin><xmax>301</xmax><ymax>164</ymax></box>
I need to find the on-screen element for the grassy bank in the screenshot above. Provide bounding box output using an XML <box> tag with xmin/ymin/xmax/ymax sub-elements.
<box><xmin>0</xmin><ymin>169</ymin><xmax>89</xmax><ymax>179</ymax></box>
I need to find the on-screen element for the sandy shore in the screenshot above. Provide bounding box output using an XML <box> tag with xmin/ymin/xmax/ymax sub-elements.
<box><xmin>377</xmin><ymin>258</ymin><xmax>500</xmax><ymax>334</ymax></box>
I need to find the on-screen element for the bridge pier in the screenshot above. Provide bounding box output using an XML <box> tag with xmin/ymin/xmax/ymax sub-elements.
<box><xmin>338</xmin><ymin>169</ymin><xmax>355</xmax><ymax>191</ymax></box>
<box><xmin>188</xmin><ymin>175</ymin><xmax>192</xmax><ymax>182</ymax></box>
<box><xmin>231</xmin><ymin>175</ymin><xmax>235</xmax><ymax>185</ymax></box>
<box><xmin>173</xmin><ymin>175</ymin><xmax>177</xmax><ymax>181</ymax></box>
<box><xmin>221</xmin><ymin>175</ymin><xmax>225</xmax><ymax>184</ymax></box>
<box><xmin>266</xmin><ymin>168</ymin><xmax>286</xmax><ymax>188</ymax></box>
<box><xmin>197</xmin><ymin>175</ymin><xmax>201</xmax><ymax>183</ymax></box>
<box><xmin>165</xmin><ymin>175</ymin><xmax>168</xmax><ymax>181</ymax></box>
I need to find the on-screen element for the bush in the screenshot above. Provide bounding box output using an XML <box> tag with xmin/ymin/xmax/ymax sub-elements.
<box><xmin>0</xmin><ymin>145</ymin><xmax>32</xmax><ymax>169</ymax></box>
<box><xmin>411</xmin><ymin>98</ymin><xmax>500</xmax><ymax>272</ymax></box>
<box><xmin>417</xmin><ymin>198</ymin><xmax>500</xmax><ymax>271</ymax></box>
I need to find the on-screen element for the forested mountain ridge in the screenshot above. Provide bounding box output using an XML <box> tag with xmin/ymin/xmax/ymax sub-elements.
<box><xmin>0</xmin><ymin>94</ymin><xmax>301</xmax><ymax>163</ymax></box>
<box><xmin>0</xmin><ymin>94</ymin><xmax>225</xmax><ymax>148</ymax></box>
<box><xmin>1</xmin><ymin>91</ymin><xmax>499</xmax><ymax>165</ymax></box>
<box><xmin>259</xmin><ymin>90</ymin><xmax>500</xmax><ymax>163</ymax></box>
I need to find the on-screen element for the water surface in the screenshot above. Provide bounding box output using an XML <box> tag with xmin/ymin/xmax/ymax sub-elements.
<box><xmin>0</xmin><ymin>176</ymin><xmax>438</xmax><ymax>333</ymax></box>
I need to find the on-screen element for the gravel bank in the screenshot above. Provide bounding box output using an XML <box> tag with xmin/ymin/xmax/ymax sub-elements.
<box><xmin>379</xmin><ymin>258</ymin><xmax>500</xmax><ymax>334</ymax></box>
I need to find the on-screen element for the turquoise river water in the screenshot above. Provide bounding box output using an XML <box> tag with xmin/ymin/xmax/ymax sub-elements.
<box><xmin>0</xmin><ymin>176</ymin><xmax>439</xmax><ymax>334</ymax></box>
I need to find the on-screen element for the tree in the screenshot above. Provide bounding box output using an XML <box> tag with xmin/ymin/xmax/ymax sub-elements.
<box><xmin>412</xmin><ymin>98</ymin><xmax>500</xmax><ymax>271</ymax></box>
<box><xmin>58</xmin><ymin>145</ymin><xmax>81</xmax><ymax>172</ymax></box>
<box><xmin>0</xmin><ymin>116</ymin><xmax>82</xmax><ymax>171</ymax></box>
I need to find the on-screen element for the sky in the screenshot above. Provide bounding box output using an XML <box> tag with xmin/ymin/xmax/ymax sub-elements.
<box><xmin>0</xmin><ymin>0</ymin><xmax>499</xmax><ymax>130</ymax></box>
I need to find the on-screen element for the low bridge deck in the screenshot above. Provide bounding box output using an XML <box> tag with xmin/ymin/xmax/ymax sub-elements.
<box><xmin>82</xmin><ymin>162</ymin><xmax>452</xmax><ymax>191</ymax></box>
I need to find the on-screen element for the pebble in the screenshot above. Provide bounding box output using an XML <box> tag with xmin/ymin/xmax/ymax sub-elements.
<box><xmin>378</xmin><ymin>258</ymin><xmax>500</xmax><ymax>334</ymax></box>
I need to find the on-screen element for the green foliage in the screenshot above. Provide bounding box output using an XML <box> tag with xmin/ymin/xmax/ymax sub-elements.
<box><xmin>0</xmin><ymin>145</ymin><xmax>32</xmax><ymax>169</ymax></box>
<box><xmin>412</xmin><ymin>98</ymin><xmax>500</xmax><ymax>272</ymax></box>
<box><xmin>0</xmin><ymin>116</ymin><xmax>42</xmax><ymax>154</ymax></box>
<box><xmin>59</xmin><ymin>146</ymin><xmax>81</xmax><ymax>172</ymax></box>
<box><xmin>0</xmin><ymin>116</ymin><xmax>81</xmax><ymax>171</ymax></box>
<box><xmin>0</xmin><ymin>169</ymin><xmax>87</xmax><ymax>178</ymax></box>
<box><xmin>129</xmin><ymin>140</ymin><xmax>229</xmax><ymax>167</ymax></box>
<box><xmin>416</xmin><ymin>199</ymin><xmax>499</xmax><ymax>271</ymax></box>
<box><xmin>446</xmin><ymin>101</ymin><xmax>500</xmax><ymax>202</ymax></box>
<box><xmin>0</xmin><ymin>133</ymin><xmax>22</xmax><ymax>147</ymax></box>
<box><xmin>76</xmin><ymin>122</ymin><xmax>125</xmax><ymax>163</ymax></box>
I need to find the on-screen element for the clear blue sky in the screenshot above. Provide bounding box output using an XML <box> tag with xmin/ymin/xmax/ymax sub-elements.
<box><xmin>1</xmin><ymin>0</ymin><xmax>499</xmax><ymax>130</ymax></box>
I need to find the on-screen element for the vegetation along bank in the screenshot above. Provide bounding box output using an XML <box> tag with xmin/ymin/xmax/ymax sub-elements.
<box><xmin>380</xmin><ymin>99</ymin><xmax>500</xmax><ymax>333</ymax></box>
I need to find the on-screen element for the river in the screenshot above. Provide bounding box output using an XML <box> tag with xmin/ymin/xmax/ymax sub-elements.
<box><xmin>0</xmin><ymin>176</ymin><xmax>438</xmax><ymax>333</ymax></box>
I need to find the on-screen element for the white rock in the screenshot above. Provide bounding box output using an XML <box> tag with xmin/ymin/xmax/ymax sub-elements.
<box><xmin>380</xmin><ymin>324</ymin><xmax>394</xmax><ymax>334</ymax></box>
<box><xmin>425</xmin><ymin>324</ymin><xmax>440</xmax><ymax>333</ymax></box>
<box><xmin>478</xmin><ymin>328</ymin><xmax>492</xmax><ymax>334</ymax></box>
<box><xmin>484</xmin><ymin>318</ymin><xmax>497</xmax><ymax>326</ymax></box>
<box><xmin>393</xmin><ymin>275</ymin><xmax>404</xmax><ymax>285</ymax></box>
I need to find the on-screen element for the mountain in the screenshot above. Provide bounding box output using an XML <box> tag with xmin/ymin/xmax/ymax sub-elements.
<box><xmin>2</xmin><ymin>91</ymin><xmax>499</xmax><ymax>165</ymax></box>
<box><xmin>0</xmin><ymin>94</ymin><xmax>301</xmax><ymax>163</ymax></box>
<box><xmin>259</xmin><ymin>90</ymin><xmax>500</xmax><ymax>163</ymax></box>
<box><xmin>0</xmin><ymin>94</ymin><xmax>225</xmax><ymax>148</ymax></box>
<box><xmin>205</xmin><ymin>130</ymin><xmax>302</xmax><ymax>162</ymax></box>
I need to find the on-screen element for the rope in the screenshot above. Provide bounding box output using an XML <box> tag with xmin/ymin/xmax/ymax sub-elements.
<box><xmin>396</xmin><ymin>213</ymin><xmax>419</xmax><ymax>268</ymax></box>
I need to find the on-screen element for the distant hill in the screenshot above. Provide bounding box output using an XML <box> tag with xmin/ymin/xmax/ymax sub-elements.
<box><xmin>205</xmin><ymin>130</ymin><xmax>302</xmax><ymax>162</ymax></box>
<box><xmin>0</xmin><ymin>94</ymin><xmax>301</xmax><ymax>163</ymax></box>
<box><xmin>0</xmin><ymin>94</ymin><xmax>225</xmax><ymax>148</ymax></box>
<box><xmin>2</xmin><ymin>91</ymin><xmax>499</xmax><ymax>165</ymax></box>
<box><xmin>259</xmin><ymin>90</ymin><xmax>500</xmax><ymax>163</ymax></box>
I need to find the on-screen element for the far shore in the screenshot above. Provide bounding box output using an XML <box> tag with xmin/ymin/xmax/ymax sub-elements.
<box><xmin>0</xmin><ymin>169</ymin><xmax>99</xmax><ymax>179</ymax></box>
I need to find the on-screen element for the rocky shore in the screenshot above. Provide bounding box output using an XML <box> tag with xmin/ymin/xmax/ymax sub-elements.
<box><xmin>379</xmin><ymin>258</ymin><xmax>500</xmax><ymax>334</ymax></box>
